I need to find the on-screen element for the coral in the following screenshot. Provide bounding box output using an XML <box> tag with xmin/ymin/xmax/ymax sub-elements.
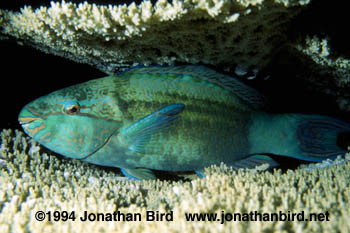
<box><xmin>1</xmin><ymin>129</ymin><xmax>350</xmax><ymax>232</ymax></box>
<box><xmin>0</xmin><ymin>0</ymin><xmax>310</xmax><ymax>74</ymax></box>
<box><xmin>295</xmin><ymin>36</ymin><xmax>350</xmax><ymax>110</ymax></box>
<box><xmin>297</xmin><ymin>37</ymin><xmax>350</xmax><ymax>85</ymax></box>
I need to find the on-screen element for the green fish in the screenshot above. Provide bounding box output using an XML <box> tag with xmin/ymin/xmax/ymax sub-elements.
<box><xmin>18</xmin><ymin>65</ymin><xmax>350</xmax><ymax>179</ymax></box>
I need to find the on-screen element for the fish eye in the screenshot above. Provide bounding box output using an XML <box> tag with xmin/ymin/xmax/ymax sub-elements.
<box><xmin>65</xmin><ymin>104</ymin><xmax>80</xmax><ymax>115</ymax></box>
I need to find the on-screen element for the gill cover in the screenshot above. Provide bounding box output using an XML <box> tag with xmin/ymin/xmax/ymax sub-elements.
<box><xmin>36</xmin><ymin>114</ymin><xmax>119</xmax><ymax>159</ymax></box>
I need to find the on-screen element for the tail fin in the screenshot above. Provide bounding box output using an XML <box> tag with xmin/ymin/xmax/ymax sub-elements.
<box><xmin>295</xmin><ymin>115</ymin><xmax>350</xmax><ymax>161</ymax></box>
<box><xmin>248</xmin><ymin>113</ymin><xmax>350</xmax><ymax>162</ymax></box>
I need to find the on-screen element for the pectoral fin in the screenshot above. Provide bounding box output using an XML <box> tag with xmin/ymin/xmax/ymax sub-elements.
<box><xmin>195</xmin><ymin>170</ymin><xmax>205</xmax><ymax>178</ymax></box>
<box><xmin>121</xmin><ymin>168</ymin><xmax>157</xmax><ymax>180</ymax></box>
<box><xmin>117</xmin><ymin>104</ymin><xmax>184</xmax><ymax>153</ymax></box>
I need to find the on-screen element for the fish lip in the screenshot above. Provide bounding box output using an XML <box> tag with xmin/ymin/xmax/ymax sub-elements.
<box><xmin>18</xmin><ymin>117</ymin><xmax>40</xmax><ymax>127</ymax></box>
<box><xmin>18</xmin><ymin>106</ymin><xmax>42</xmax><ymax>126</ymax></box>
<box><xmin>18</xmin><ymin>117</ymin><xmax>39</xmax><ymax>124</ymax></box>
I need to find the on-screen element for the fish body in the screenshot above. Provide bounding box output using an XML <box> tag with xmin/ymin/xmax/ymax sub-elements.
<box><xmin>18</xmin><ymin>66</ymin><xmax>350</xmax><ymax>179</ymax></box>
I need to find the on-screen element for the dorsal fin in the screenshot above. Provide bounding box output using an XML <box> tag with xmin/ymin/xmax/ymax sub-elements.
<box><xmin>122</xmin><ymin>65</ymin><xmax>268</xmax><ymax>110</ymax></box>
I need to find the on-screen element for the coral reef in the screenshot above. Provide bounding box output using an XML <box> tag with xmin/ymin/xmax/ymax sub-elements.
<box><xmin>1</xmin><ymin>129</ymin><xmax>350</xmax><ymax>232</ymax></box>
<box><xmin>1</xmin><ymin>0</ymin><xmax>350</xmax><ymax>231</ymax></box>
<box><xmin>0</xmin><ymin>0</ymin><xmax>310</xmax><ymax>74</ymax></box>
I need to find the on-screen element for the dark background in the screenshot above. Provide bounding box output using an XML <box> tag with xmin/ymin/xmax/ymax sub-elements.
<box><xmin>0</xmin><ymin>39</ymin><xmax>105</xmax><ymax>130</ymax></box>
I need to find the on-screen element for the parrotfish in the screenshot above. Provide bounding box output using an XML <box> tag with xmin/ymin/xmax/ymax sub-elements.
<box><xmin>18</xmin><ymin>65</ymin><xmax>350</xmax><ymax>179</ymax></box>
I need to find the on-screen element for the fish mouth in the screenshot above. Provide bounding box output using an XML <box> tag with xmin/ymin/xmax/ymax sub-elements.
<box><xmin>18</xmin><ymin>106</ymin><xmax>44</xmax><ymax>136</ymax></box>
<box><xmin>18</xmin><ymin>117</ymin><xmax>40</xmax><ymax>126</ymax></box>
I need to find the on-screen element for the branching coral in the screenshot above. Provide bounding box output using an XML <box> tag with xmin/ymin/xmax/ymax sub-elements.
<box><xmin>0</xmin><ymin>0</ymin><xmax>310</xmax><ymax>74</ymax></box>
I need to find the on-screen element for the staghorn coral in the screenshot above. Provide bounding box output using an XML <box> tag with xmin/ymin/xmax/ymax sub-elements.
<box><xmin>1</xmin><ymin>129</ymin><xmax>350</xmax><ymax>232</ymax></box>
<box><xmin>0</xmin><ymin>0</ymin><xmax>310</xmax><ymax>74</ymax></box>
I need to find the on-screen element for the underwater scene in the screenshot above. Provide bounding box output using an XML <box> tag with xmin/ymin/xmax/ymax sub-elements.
<box><xmin>1</xmin><ymin>0</ymin><xmax>350</xmax><ymax>232</ymax></box>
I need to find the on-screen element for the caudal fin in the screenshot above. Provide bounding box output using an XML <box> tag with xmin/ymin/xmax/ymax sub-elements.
<box><xmin>295</xmin><ymin>115</ymin><xmax>350</xmax><ymax>161</ymax></box>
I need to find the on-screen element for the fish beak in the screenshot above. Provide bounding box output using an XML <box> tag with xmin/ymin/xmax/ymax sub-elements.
<box><xmin>18</xmin><ymin>106</ymin><xmax>41</xmax><ymax>128</ymax></box>
<box><xmin>18</xmin><ymin>117</ymin><xmax>39</xmax><ymax>127</ymax></box>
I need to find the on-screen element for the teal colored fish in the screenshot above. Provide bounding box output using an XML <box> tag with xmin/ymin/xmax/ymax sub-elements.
<box><xmin>18</xmin><ymin>65</ymin><xmax>350</xmax><ymax>179</ymax></box>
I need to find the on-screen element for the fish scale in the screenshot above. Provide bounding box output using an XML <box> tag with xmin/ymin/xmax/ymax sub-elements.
<box><xmin>116</xmin><ymin>76</ymin><xmax>248</xmax><ymax>167</ymax></box>
<box><xmin>18</xmin><ymin>65</ymin><xmax>350</xmax><ymax>179</ymax></box>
